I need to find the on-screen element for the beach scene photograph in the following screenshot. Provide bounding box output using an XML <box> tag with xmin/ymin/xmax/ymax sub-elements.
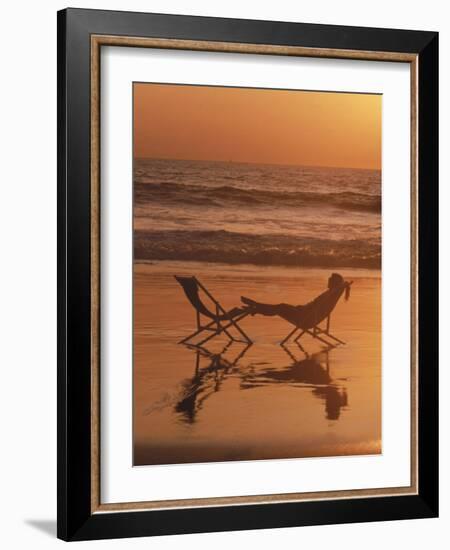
<box><xmin>133</xmin><ymin>82</ymin><xmax>382</xmax><ymax>466</ymax></box>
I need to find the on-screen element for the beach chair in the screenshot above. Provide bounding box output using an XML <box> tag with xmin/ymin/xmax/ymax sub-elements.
<box><xmin>241</xmin><ymin>274</ymin><xmax>352</xmax><ymax>348</ymax></box>
<box><xmin>280</xmin><ymin>279</ymin><xmax>353</xmax><ymax>347</ymax></box>
<box><xmin>175</xmin><ymin>276</ymin><xmax>252</xmax><ymax>346</ymax></box>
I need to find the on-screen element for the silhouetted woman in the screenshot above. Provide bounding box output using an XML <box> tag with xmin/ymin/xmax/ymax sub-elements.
<box><xmin>240</xmin><ymin>273</ymin><xmax>351</xmax><ymax>330</ymax></box>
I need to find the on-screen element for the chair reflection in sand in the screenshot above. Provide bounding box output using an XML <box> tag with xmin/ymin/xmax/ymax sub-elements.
<box><xmin>174</xmin><ymin>341</ymin><xmax>348</xmax><ymax>423</ymax></box>
<box><xmin>175</xmin><ymin>341</ymin><xmax>251</xmax><ymax>423</ymax></box>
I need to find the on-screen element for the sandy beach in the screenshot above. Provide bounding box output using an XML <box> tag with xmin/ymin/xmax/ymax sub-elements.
<box><xmin>133</xmin><ymin>260</ymin><xmax>381</xmax><ymax>466</ymax></box>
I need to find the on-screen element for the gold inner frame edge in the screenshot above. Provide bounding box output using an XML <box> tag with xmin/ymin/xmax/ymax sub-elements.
<box><xmin>90</xmin><ymin>34</ymin><xmax>419</xmax><ymax>514</ymax></box>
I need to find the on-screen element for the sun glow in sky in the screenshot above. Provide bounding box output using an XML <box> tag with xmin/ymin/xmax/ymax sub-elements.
<box><xmin>134</xmin><ymin>83</ymin><xmax>381</xmax><ymax>170</ymax></box>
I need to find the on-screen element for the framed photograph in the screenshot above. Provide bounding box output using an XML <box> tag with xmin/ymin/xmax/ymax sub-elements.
<box><xmin>57</xmin><ymin>8</ymin><xmax>438</xmax><ymax>541</ymax></box>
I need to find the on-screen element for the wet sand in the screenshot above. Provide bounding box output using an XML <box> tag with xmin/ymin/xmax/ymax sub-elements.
<box><xmin>133</xmin><ymin>260</ymin><xmax>381</xmax><ymax>466</ymax></box>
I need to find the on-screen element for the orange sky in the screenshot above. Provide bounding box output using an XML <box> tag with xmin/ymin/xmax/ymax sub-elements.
<box><xmin>134</xmin><ymin>83</ymin><xmax>381</xmax><ymax>170</ymax></box>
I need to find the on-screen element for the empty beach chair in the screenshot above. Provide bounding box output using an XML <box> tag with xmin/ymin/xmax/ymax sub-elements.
<box><xmin>241</xmin><ymin>273</ymin><xmax>352</xmax><ymax>347</ymax></box>
<box><xmin>175</xmin><ymin>276</ymin><xmax>252</xmax><ymax>346</ymax></box>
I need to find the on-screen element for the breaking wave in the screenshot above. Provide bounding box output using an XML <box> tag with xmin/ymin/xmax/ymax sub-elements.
<box><xmin>135</xmin><ymin>181</ymin><xmax>381</xmax><ymax>213</ymax></box>
<box><xmin>134</xmin><ymin>229</ymin><xmax>381</xmax><ymax>269</ymax></box>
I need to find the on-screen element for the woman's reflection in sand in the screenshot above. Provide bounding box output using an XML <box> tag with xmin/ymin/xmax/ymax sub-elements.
<box><xmin>174</xmin><ymin>343</ymin><xmax>348</xmax><ymax>423</ymax></box>
<box><xmin>313</xmin><ymin>385</ymin><xmax>348</xmax><ymax>420</ymax></box>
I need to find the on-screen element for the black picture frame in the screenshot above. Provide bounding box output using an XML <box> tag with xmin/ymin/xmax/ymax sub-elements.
<box><xmin>57</xmin><ymin>7</ymin><xmax>438</xmax><ymax>541</ymax></box>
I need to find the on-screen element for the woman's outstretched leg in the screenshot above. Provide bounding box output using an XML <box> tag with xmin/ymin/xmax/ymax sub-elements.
<box><xmin>241</xmin><ymin>296</ymin><xmax>295</xmax><ymax>317</ymax></box>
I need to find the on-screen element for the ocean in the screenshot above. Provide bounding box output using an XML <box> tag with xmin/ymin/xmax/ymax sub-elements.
<box><xmin>134</xmin><ymin>158</ymin><xmax>381</xmax><ymax>270</ymax></box>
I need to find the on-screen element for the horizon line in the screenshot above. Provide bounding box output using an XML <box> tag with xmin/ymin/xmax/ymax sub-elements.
<box><xmin>133</xmin><ymin>156</ymin><xmax>381</xmax><ymax>172</ymax></box>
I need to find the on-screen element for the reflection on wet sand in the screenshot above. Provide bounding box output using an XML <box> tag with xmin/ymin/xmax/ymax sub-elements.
<box><xmin>174</xmin><ymin>341</ymin><xmax>251</xmax><ymax>423</ymax></box>
<box><xmin>174</xmin><ymin>342</ymin><xmax>348</xmax><ymax>424</ymax></box>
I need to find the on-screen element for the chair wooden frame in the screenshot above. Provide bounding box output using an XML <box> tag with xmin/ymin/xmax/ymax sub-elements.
<box><xmin>281</xmin><ymin>314</ymin><xmax>346</xmax><ymax>347</ymax></box>
<box><xmin>175</xmin><ymin>276</ymin><xmax>252</xmax><ymax>346</ymax></box>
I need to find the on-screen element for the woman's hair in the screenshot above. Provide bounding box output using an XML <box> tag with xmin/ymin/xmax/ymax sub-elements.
<box><xmin>328</xmin><ymin>273</ymin><xmax>344</xmax><ymax>289</ymax></box>
<box><xmin>328</xmin><ymin>272</ymin><xmax>351</xmax><ymax>301</ymax></box>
